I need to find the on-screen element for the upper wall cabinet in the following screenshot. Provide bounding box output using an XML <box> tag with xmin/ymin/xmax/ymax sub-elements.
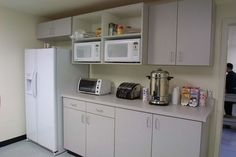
<box><xmin>37</xmin><ymin>17</ymin><xmax>72</xmax><ymax>41</ymax></box>
<box><xmin>148</xmin><ymin>0</ymin><xmax>213</xmax><ymax>66</ymax></box>
<box><xmin>72</xmin><ymin>3</ymin><xmax>148</xmax><ymax>65</ymax></box>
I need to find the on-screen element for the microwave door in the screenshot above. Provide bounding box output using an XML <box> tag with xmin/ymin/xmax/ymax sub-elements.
<box><xmin>74</xmin><ymin>43</ymin><xmax>101</xmax><ymax>62</ymax></box>
<box><xmin>75</xmin><ymin>45</ymin><xmax>93</xmax><ymax>61</ymax></box>
<box><xmin>105</xmin><ymin>40</ymin><xmax>140</xmax><ymax>62</ymax></box>
<box><xmin>106</xmin><ymin>43</ymin><xmax>130</xmax><ymax>62</ymax></box>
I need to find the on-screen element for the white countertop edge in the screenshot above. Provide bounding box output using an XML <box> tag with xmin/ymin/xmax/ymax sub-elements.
<box><xmin>62</xmin><ymin>93</ymin><xmax>214</xmax><ymax>123</ymax></box>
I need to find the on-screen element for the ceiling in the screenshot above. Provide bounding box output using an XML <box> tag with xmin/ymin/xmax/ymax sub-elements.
<box><xmin>0</xmin><ymin>0</ymin><xmax>235</xmax><ymax>19</ymax></box>
<box><xmin>0</xmin><ymin>0</ymin><xmax>146</xmax><ymax>19</ymax></box>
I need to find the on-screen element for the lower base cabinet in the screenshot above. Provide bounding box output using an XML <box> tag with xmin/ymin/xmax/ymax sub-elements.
<box><xmin>63</xmin><ymin>98</ymin><xmax>114</xmax><ymax>157</ymax></box>
<box><xmin>86</xmin><ymin>113</ymin><xmax>114</xmax><ymax>157</ymax></box>
<box><xmin>115</xmin><ymin>108</ymin><xmax>152</xmax><ymax>157</ymax></box>
<box><xmin>64</xmin><ymin>105</ymin><xmax>86</xmax><ymax>156</ymax></box>
<box><xmin>152</xmin><ymin>115</ymin><xmax>202</xmax><ymax>157</ymax></box>
<box><xmin>63</xmin><ymin>98</ymin><xmax>209</xmax><ymax>157</ymax></box>
<box><xmin>115</xmin><ymin>108</ymin><xmax>208</xmax><ymax>157</ymax></box>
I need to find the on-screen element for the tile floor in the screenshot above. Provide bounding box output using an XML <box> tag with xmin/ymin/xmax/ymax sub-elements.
<box><xmin>1</xmin><ymin>131</ymin><xmax>235</xmax><ymax>157</ymax></box>
<box><xmin>0</xmin><ymin>140</ymin><xmax>76</xmax><ymax>157</ymax></box>
<box><xmin>221</xmin><ymin>127</ymin><xmax>236</xmax><ymax>157</ymax></box>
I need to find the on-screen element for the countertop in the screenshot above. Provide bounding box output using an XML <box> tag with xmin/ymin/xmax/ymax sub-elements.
<box><xmin>62</xmin><ymin>92</ymin><xmax>214</xmax><ymax>123</ymax></box>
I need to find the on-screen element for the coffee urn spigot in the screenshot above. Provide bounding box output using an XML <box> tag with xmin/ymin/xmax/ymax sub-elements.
<box><xmin>146</xmin><ymin>69</ymin><xmax>173</xmax><ymax>105</ymax></box>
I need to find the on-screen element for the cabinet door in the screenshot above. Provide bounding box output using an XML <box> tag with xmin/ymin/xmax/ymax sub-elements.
<box><xmin>148</xmin><ymin>1</ymin><xmax>177</xmax><ymax>65</ymax></box>
<box><xmin>63</xmin><ymin>107</ymin><xmax>86</xmax><ymax>156</ymax></box>
<box><xmin>37</xmin><ymin>21</ymin><xmax>53</xmax><ymax>39</ymax></box>
<box><xmin>177</xmin><ymin>0</ymin><xmax>212</xmax><ymax>65</ymax></box>
<box><xmin>53</xmin><ymin>17</ymin><xmax>72</xmax><ymax>37</ymax></box>
<box><xmin>152</xmin><ymin>115</ymin><xmax>202</xmax><ymax>157</ymax></box>
<box><xmin>86</xmin><ymin>113</ymin><xmax>114</xmax><ymax>157</ymax></box>
<box><xmin>37</xmin><ymin>17</ymin><xmax>71</xmax><ymax>39</ymax></box>
<box><xmin>115</xmin><ymin>108</ymin><xmax>152</xmax><ymax>157</ymax></box>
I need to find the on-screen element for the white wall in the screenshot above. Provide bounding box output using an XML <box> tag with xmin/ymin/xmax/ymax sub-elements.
<box><xmin>0</xmin><ymin>7</ymin><xmax>43</xmax><ymax>141</ymax></box>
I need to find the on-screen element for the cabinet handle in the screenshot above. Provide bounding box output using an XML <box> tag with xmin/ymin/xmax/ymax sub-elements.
<box><xmin>70</xmin><ymin>103</ymin><xmax>77</xmax><ymax>107</ymax></box>
<box><xmin>81</xmin><ymin>114</ymin><xmax>85</xmax><ymax>124</ymax></box>
<box><xmin>178</xmin><ymin>51</ymin><xmax>183</xmax><ymax>63</ymax></box>
<box><xmin>170</xmin><ymin>51</ymin><xmax>175</xmax><ymax>63</ymax></box>
<box><xmin>96</xmin><ymin>108</ymin><xmax>104</xmax><ymax>113</ymax></box>
<box><xmin>169</xmin><ymin>52</ymin><xmax>172</xmax><ymax>63</ymax></box>
<box><xmin>146</xmin><ymin>117</ymin><xmax>152</xmax><ymax>128</ymax></box>
<box><xmin>155</xmin><ymin>118</ymin><xmax>160</xmax><ymax>130</ymax></box>
<box><xmin>86</xmin><ymin>116</ymin><xmax>90</xmax><ymax>125</ymax></box>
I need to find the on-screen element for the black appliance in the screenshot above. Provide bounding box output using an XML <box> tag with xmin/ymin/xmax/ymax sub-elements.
<box><xmin>116</xmin><ymin>82</ymin><xmax>141</xmax><ymax>100</ymax></box>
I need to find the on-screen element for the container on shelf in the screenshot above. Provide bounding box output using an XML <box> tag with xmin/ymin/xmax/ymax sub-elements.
<box><xmin>117</xmin><ymin>25</ymin><xmax>124</xmax><ymax>35</ymax></box>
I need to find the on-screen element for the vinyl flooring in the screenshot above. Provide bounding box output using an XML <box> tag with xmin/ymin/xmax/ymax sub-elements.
<box><xmin>221</xmin><ymin>127</ymin><xmax>236</xmax><ymax>157</ymax></box>
<box><xmin>1</xmin><ymin>130</ymin><xmax>236</xmax><ymax>157</ymax></box>
<box><xmin>0</xmin><ymin>140</ymin><xmax>76</xmax><ymax>157</ymax></box>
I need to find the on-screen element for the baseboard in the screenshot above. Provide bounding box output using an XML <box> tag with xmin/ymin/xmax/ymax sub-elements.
<box><xmin>67</xmin><ymin>150</ymin><xmax>83</xmax><ymax>157</ymax></box>
<box><xmin>0</xmin><ymin>135</ymin><xmax>26</xmax><ymax>147</ymax></box>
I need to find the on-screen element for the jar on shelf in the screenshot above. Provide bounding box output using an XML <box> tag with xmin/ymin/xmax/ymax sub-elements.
<box><xmin>117</xmin><ymin>25</ymin><xmax>124</xmax><ymax>35</ymax></box>
<box><xmin>95</xmin><ymin>27</ymin><xmax>101</xmax><ymax>37</ymax></box>
<box><xmin>108</xmin><ymin>23</ymin><xmax>115</xmax><ymax>36</ymax></box>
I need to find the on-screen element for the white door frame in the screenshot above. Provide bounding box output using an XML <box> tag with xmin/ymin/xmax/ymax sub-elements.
<box><xmin>217</xmin><ymin>17</ymin><xmax>236</xmax><ymax>157</ymax></box>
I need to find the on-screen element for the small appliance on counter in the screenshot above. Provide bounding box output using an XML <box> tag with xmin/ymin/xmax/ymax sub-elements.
<box><xmin>147</xmin><ymin>69</ymin><xmax>173</xmax><ymax>105</ymax></box>
<box><xmin>78</xmin><ymin>78</ymin><xmax>111</xmax><ymax>95</ymax></box>
<box><xmin>116</xmin><ymin>82</ymin><xmax>141</xmax><ymax>100</ymax></box>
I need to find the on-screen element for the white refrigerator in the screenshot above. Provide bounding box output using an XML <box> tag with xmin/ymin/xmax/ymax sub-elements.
<box><xmin>24</xmin><ymin>48</ymin><xmax>88</xmax><ymax>154</ymax></box>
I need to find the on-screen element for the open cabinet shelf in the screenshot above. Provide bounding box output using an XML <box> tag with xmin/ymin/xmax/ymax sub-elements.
<box><xmin>103</xmin><ymin>33</ymin><xmax>141</xmax><ymax>40</ymax></box>
<box><xmin>71</xmin><ymin>3</ymin><xmax>148</xmax><ymax>65</ymax></box>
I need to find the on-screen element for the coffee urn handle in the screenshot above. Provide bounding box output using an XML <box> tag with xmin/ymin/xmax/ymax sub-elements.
<box><xmin>168</xmin><ymin>76</ymin><xmax>174</xmax><ymax>80</ymax></box>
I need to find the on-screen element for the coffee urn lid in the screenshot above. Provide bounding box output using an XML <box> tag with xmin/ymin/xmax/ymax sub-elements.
<box><xmin>151</xmin><ymin>68</ymin><xmax>169</xmax><ymax>78</ymax></box>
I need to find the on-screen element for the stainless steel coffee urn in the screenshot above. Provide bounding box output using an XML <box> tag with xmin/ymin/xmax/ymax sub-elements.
<box><xmin>147</xmin><ymin>69</ymin><xmax>173</xmax><ymax>105</ymax></box>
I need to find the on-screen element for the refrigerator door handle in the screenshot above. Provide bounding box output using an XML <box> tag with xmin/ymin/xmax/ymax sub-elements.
<box><xmin>32</xmin><ymin>72</ymin><xmax>37</xmax><ymax>97</ymax></box>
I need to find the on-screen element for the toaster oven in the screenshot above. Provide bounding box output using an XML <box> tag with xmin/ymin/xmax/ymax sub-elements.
<box><xmin>78</xmin><ymin>78</ymin><xmax>111</xmax><ymax>95</ymax></box>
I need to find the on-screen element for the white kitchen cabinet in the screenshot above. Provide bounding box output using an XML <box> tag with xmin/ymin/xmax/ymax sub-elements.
<box><xmin>115</xmin><ymin>108</ymin><xmax>152</xmax><ymax>157</ymax></box>
<box><xmin>37</xmin><ymin>17</ymin><xmax>72</xmax><ymax>41</ymax></box>
<box><xmin>63</xmin><ymin>96</ymin><xmax>211</xmax><ymax>157</ymax></box>
<box><xmin>63</xmin><ymin>98</ymin><xmax>115</xmax><ymax>157</ymax></box>
<box><xmin>148</xmin><ymin>0</ymin><xmax>213</xmax><ymax>65</ymax></box>
<box><xmin>152</xmin><ymin>114</ymin><xmax>202</xmax><ymax>157</ymax></box>
<box><xmin>63</xmin><ymin>99</ymin><xmax>86</xmax><ymax>156</ymax></box>
<box><xmin>86</xmin><ymin>113</ymin><xmax>114</xmax><ymax>157</ymax></box>
<box><xmin>148</xmin><ymin>1</ymin><xmax>177</xmax><ymax>65</ymax></box>
<box><xmin>176</xmin><ymin>0</ymin><xmax>212</xmax><ymax>65</ymax></box>
<box><xmin>63</xmin><ymin>107</ymin><xmax>86</xmax><ymax>156</ymax></box>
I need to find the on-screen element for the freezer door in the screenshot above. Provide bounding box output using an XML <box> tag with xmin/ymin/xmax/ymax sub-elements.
<box><xmin>25</xmin><ymin>49</ymin><xmax>37</xmax><ymax>95</ymax></box>
<box><xmin>36</xmin><ymin>48</ymin><xmax>57</xmax><ymax>152</ymax></box>
<box><xmin>25</xmin><ymin>93</ymin><xmax>38</xmax><ymax>142</ymax></box>
<box><xmin>25</xmin><ymin>49</ymin><xmax>38</xmax><ymax>142</ymax></box>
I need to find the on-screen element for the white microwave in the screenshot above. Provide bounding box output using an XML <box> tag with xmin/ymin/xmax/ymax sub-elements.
<box><xmin>74</xmin><ymin>41</ymin><xmax>101</xmax><ymax>62</ymax></box>
<box><xmin>104</xmin><ymin>38</ymin><xmax>140</xmax><ymax>62</ymax></box>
